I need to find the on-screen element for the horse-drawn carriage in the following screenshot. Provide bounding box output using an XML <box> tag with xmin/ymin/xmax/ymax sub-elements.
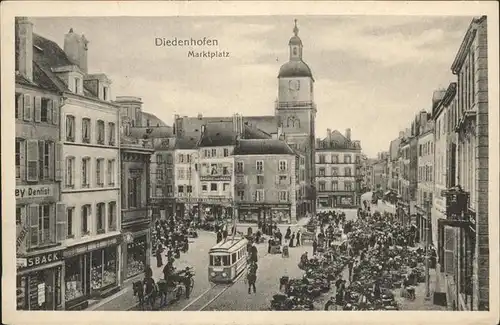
<box><xmin>132</xmin><ymin>266</ymin><xmax>195</xmax><ymax>310</ymax></box>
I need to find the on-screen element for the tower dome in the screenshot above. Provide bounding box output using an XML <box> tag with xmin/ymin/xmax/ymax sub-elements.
<box><xmin>278</xmin><ymin>19</ymin><xmax>313</xmax><ymax>79</ymax></box>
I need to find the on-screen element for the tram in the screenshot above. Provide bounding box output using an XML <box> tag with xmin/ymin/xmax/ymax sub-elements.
<box><xmin>208</xmin><ymin>236</ymin><xmax>248</xmax><ymax>283</ymax></box>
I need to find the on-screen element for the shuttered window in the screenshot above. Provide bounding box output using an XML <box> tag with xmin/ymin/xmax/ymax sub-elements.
<box><xmin>23</xmin><ymin>94</ymin><xmax>32</xmax><ymax>121</ymax></box>
<box><xmin>108</xmin><ymin>202</ymin><xmax>117</xmax><ymax>231</ymax></box>
<box><xmin>65</xmin><ymin>156</ymin><xmax>75</xmax><ymax>188</ymax></box>
<box><xmin>54</xmin><ymin>142</ymin><xmax>63</xmax><ymax>181</ymax></box>
<box><xmin>55</xmin><ymin>202</ymin><xmax>66</xmax><ymax>241</ymax></box>
<box><xmin>15</xmin><ymin>139</ymin><xmax>25</xmax><ymax>180</ymax></box>
<box><xmin>51</xmin><ymin>100</ymin><xmax>58</xmax><ymax>125</ymax></box>
<box><xmin>444</xmin><ymin>227</ymin><xmax>456</xmax><ymax>275</ymax></box>
<box><xmin>26</xmin><ymin>140</ymin><xmax>39</xmax><ymax>182</ymax></box>
<box><xmin>81</xmin><ymin>205</ymin><xmax>91</xmax><ymax>235</ymax></box>
<box><xmin>15</xmin><ymin>93</ymin><xmax>23</xmax><ymax>119</ymax></box>
<box><xmin>34</xmin><ymin>96</ymin><xmax>42</xmax><ymax>122</ymax></box>
<box><xmin>29</xmin><ymin>204</ymin><xmax>39</xmax><ymax>247</ymax></box>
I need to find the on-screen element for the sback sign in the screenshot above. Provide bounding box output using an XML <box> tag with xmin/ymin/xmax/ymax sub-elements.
<box><xmin>19</xmin><ymin>251</ymin><xmax>62</xmax><ymax>270</ymax></box>
<box><xmin>15</xmin><ymin>185</ymin><xmax>53</xmax><ymax>199</ymax></box>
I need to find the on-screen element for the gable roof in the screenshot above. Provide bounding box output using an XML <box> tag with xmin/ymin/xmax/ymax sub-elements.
<box><xmin>174</xmin><ymin>136</ymin><xmax>199</xmax><ymax>150</ymax></box>
<box><xmin>234</xmin><ymin>139</ymin><xmax>295</xmax><ymax>156</ymax></box>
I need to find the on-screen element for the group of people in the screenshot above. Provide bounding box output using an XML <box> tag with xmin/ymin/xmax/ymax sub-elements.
<box><xmin>152</xmin><ymin>218</ymin><xmax>191</xmax><ymax>268</ymax></box>
<box><xmin>266</xmin><ymin>225</ymin><xmax>303</xmax><ymax>254</ymax></box>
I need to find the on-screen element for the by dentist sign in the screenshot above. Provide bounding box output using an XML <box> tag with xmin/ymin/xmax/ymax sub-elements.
<box><xmin>15</xmin><ymin>185</ymin><xmax>54</xmax><ymax>199</ymax></box>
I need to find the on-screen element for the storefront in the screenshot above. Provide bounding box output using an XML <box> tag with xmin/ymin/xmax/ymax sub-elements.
<box><xmin>237</xmin><ymin>204</ymin><xmax>291</xmax><ymax>224</ymax></box>
<box><xmin>16</xmin><ymin>249</ymin><xmax>64</xmax><ymax>310</ymax></box>
<box><xmin>64</xmin><ymin>236</ymin><xmax>120</xmax><ymax>310</ymax></box>
<box><xmin>122</xmin><ymin>231</ymin><xmax>149</xmax><ymax>280</ymax></box>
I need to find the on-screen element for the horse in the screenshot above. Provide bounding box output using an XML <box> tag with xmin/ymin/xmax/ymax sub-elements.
<box><xmin>132</xmin><ymin>279</ymin><xmax>159</xmax><ymax>310</ymax></box>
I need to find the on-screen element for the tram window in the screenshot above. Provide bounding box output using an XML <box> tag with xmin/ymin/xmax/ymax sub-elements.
<box><xmin>210</xmin><ymin>256</ymin><xmax>214</xmax><ymax>266</ymax></box>
<box><xmin>222</xmin><ymin>256</ymin><xmax>230</xmax><ymax>266</ymax></box>
<box><xmin>213</xmin><ymin>256</ymin><xmax>222</xmax><ymax>266</ymax></box>
<box><xmin>232</xmin><ymin>253</ymin><xmax>236</xmax><ymax>264</ymax></box>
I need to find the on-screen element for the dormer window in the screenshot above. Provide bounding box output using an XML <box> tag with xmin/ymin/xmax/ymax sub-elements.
<box><xmin>74</xmin><ymin>77</ymin><xmax>81</xmax><ymax>94</ymax></box>
<box><xmin>103</xmin><ymin>86</ymin><xmax>108</xmax><ymax>101</ymax></box>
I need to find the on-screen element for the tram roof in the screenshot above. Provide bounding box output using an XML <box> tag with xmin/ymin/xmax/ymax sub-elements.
<box><xmin>210</xmin><ymin>237</ymin><xmax>247</xmax><ymax>252</ymax></box>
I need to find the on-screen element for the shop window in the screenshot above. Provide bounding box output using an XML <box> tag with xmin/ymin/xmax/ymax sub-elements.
<box><xmin>96</xmin><ymin>203</ymin><xmax>105</xmax><ymax>234</ymax></box>
<box><xmin>108</xmin><ymin>122</ymin><xmax>116</xmax><ymax>146</ymax></box>
<box><xmin>66</xmin><ymin>207</ymin><xmax>74</xmax><ymax>238</ymax></box>
<box><xmin>127</xmin><ymin>236</ymin><xmax>147</xmax><ymax>278</ymax></box>
<box><xmin>19</xmin><ymin>268</ymin><xmax>61</xmax><ymax>310</ymax></box>
<box><xmin>16</xmin><ymin>275</ymin><xmax>27</xmax><ymax>310</ymax></box>
<box><xmin>91</xmin><ymin>248</ymin><xmax>117</xmax><ymax>291</ymax></box>
<box><xmin>96</xmin><ymin>120</ymin><xmax>105</xmax><ymax>145</ymax></box>
<box><xmin>16</xmin><ymin>138</ymin><xmax>25</xmax><ymax>180</ymax></box>
<box><xmin>82</xmin><ymin>118</ymin><xmax>91</xmax><ymax>143</ymax></box>
<box><xmin>108</xmin><ymin>202</ymin><xmax>117</xmax><ymax>231</ymax></box>
<box><xmin>81</xmin><ymin>205</ymin><xmax>91</xmax><ymax>236</ymax></box>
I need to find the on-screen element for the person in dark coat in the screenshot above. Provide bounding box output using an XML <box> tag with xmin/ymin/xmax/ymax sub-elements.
<box><xmin>276</xmin><ymin>229</ymin><xmax>283</xmax><ymax>246</ymax></box>
<box><xmin>312</xmin><ymin>238</ymin><xmax>318</xmax><ymax>255</ymax></box>
<box><xmin>296</xmin><ymin>230</ymin><xmax>301</xmax><ymax>247</ymax></box>
<box><xmin>348</xmin><ymin>259</ymin><xmax>354</xmax><ymax>282</ymax></box>
<box><xmin>247</xmin><ymin>262</ymin><xmax>258</xmax><ymax>294</ymax></box>
<box><xmin>250</xmin><ymin>244</ymin><xmax>258</xmax><ymax>263</ymax></box>
<box><xmin>216</xmin><ymin>230</ymin><xmax>223</xmax><ymax>244</ymax></box>
<box><xmin>155</xmin><ymin>246</ymin><xmax>163</xmax><ymax>267</ymax></box>
<box><xmin>268</xmin><ymin>238</ymin><xmax>272</xmax><ymax>253</ymax></box>
<box><xmin>289</xmin><ymin>232</ymin><xmax>295</xmax><ymax>248</ymax></box>
<box><xmin>255</xmin><ymin>230</ymin><xmax>262</xmax><ymax>244</ymax></box>
<box><xmin>284</xmin><ymin>227</ymin><xmax>291</xmax><ymax>240</ymax></box>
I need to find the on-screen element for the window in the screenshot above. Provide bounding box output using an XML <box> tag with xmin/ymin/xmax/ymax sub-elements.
<box><xmin>66</xmin><ymin>115</ymin><xmax>75</xmax><ymax>141</ymax></box>
<box><xmin>40</xmin><ymin>98</ymin><xmax>52</xmax><ymax>123</ymax></box>
<box><xmin>26</xmin><ymin>140</ymin><xmax>39</xmax><ymax>182</ymax></box>
<box><xmin>108</xmin><ymin>122</ymin><xmax>116</xmax><ymax>146</ymax></box>
<box><xmin>210</xmin><ymin>164</ymin><xmax>218</xmax><ymax>175</ymax></box>
<box><xmin>107</xmin><ymin>159</ymin><xmax>115</xmax><ymax>185</ymax></box>
<box><xmin>82</xmin><ymin>157</ymin><xmax>90</xmax><ymax>187</ymax></box>
<box><xmin>37</xmin><ymin>140</ymin><xmax>52</xmax><ymax>180</ymax></box>
<box><xmin>202</xmin><ymin>184</ymin><xmax>208</xmax><ymax>192</ymax></box>
<box><xmin>187</xmin><ymin>185</ymin><xmax>193</xmax><ymax>193</ymax></box>
<box><xmin>255</xmin><ymin>190</ymin><xmax>264</xmax><ymax>202</ymax></box>
<box><xmin>257</xmin><ymin>175</ymin><xmax>264</xmax><ymax>185</ymax></box>
<box><xmin>204</xmin><ymin>150</ymin><xmax>210</xmax><ymax>158</ymax></box>
<box><xmin>178</xmin><ymin>185</ymin><xmax>184</xmax><ymax>194</ymax></box>
<box><xmin>128</xmin><ymin>177</ymin><xmax>141</xmax><ymax>208</ymax></box>
<box><xmin>166</xmin><ymin>168</ymin><xmax>173</xmax><ymax>179</ymax></box>
<box><xmin>256</xmin><ymin>160</ymin><xmax>263</xmax><ymax>173</ymax></box>
<box><xmin>319</xmin><ymin>181</ymin><xmax>325</xmax><ymax>191</ymax></box>
<box><xmin>331</xmin><ymin>155</ymin><xmax>338</xmax><ymax>163</ymax></box>
<box><xmin>344</xmin><ymin>167</ymin><xmax>351</xmax><ymax>176</ymax></box>
<box><xmin>66</xmin><ymin>207</ymin><xmax>74</xmax><ymax>238</ymax></box>
<box><xmin>319</xmin><ymin>155</ymin><xmax>325</xmax><ymax>164</ymax></box>
<box><xmin>177</xmin><ymin>168</ymin><xmax>185</xmax><ymax>180</ymax></box>
<box><xmin>187</xmin><ymin>166</ymin><xmax>192</xmax><ymax>179</ymax></box>
<box><xmin>15</xmin><ymin>93</ymin><xmax>22</xmax><ymax>119</ymax></box>
<box><xmin>223</xmin><ymin>183</ymin><xmax>230</xmax><ymax>191</ymax></box>
<box><xmin>211</xmin><ymin>149</ymin><xmax>217</xmax><ymax>157</ymax></box>
<box><xmin>96</xmin><ymin>203</ymin><xmax>105</xmax><ymax>234</ymax></box>
<box><xmin>237</xmin><ymin>190</ymin><xmax>244</xmax><ymax>200</ymax></box>
<box><xmin>179</xmin><ymin>154</ymin><xmax>184</xmax><ymax>163</ymax></box>
<box><xmin>332</xmin><ymin>181</ymin><xmax>338</xmax><ymax>191</ymax></box>
<box><xmin>279</xmin><ymin>175</ymin><xmax>288</xmax><ymax>185</ymax></box>
<box><xmin>279</xmin><ymin>191</ymin><xmax>288</xmax><ymax>202</ymax></box>
<box><xmin>279</xmin><ymin>160</ymin><xmax>287</xmax><ymax>172</ymax></box>
<box><xmin>81</xmin><ymin>205</ymin><xmax>91</xmax><ymax>235</ymax></box>
<box><xmin>103</xmin><ymin>86</ymin><xmax>108</xmax><ymax>101</ymax></box>
<box><xmin>332</xmin><ymin>167</ymin><xmax>338</xmax><ymax>176</ymax></box>
<box><xmin>471</xmin><ymin>51</ymin><xmax>475</xmax><ymax>105</ymax></box>
<box><xmin>96</xmin><ymin>120</ymin><xmax>105</xmax><ymax>144</ymax></box>
<box><xmin>223</xmin><ymin>148</ymin><xmax>229</xmax><ymax>157</ymax></box>
<box><xmin>318</xmin><ymin>168</ymin><xmax>325</xmax><ymax>177</ymax></box>
<box><xmin>345</xmin><ymin>181</ymin><xmax>352</xmax><ymax>191</ymax></box>
<box><xmin>65</xmin><ymin>157</ymin><xmax>75</xmax><ymax>188</ymax></box>
<box><xmin>300</xmin><ymin>170</ymin><xmax>305</xmax><ymax>181</ymax></box>
<box><xmin>355</xmin><ymin>155</ymin><xmax>361</xmax><ymax>164</ymax></box>
<box><xmin>223</xmin><ymin>166</ymin><xmax>229</xmax><ymax>175</ymax></box>
<box><xmin>210</xmin><ymin>183</ymin><xmax>217</xmax><ymax>192</ymax></box>
<box><xmin>166</xmin><ymin>185</ymin><xmax>173</xmax><ymax>194</ymax></box>
<box><xmin>157</xmin><ymin>168</ymin><xmax>164</xmax><ymax>181</ymax></box>
<box><xmin>82</xmin><ymin>118</ymin><xmax>91</xmax><ymax>143</ymax></box>
<box><xmin>34</xmin><ymin>204</ymin><xmax>53</xmax><ymax>246</ymax></box>
<box><xmin>344</xmin><ymin>155</ymin><xmax>351</xmax><ymax>164</ymax></box>
<box><xmin>236</xmin><ymin>161</ymin><xmax>244</xmax><ymax>173</ymax></box>
<box><xmin>96</xmin><ymin>159</ymin><xmax>104</xmax><ymax>186</ymax></box>
<box><xmin>74</xmin><ymin>77</ymin><xmax>80</xmax><ymax>93</ymax></box>
<box><xmin>23</xmin><ymin>94</ymin><xmax>32</xmax><ymax>121</ymax></box>
<box><xmin>108</xmin><ymin>202</ymin><xmax>116</xmax><ymax>231</ymax></box>
<box><xmin>156</xmin><ymin>154</ymin><xmax>163</xmax><ymax>165</ymax></box>
<box><xmin>15</xmin><ymin>139</ymin><xmax>24</xmax><ymax>179</ymax></box>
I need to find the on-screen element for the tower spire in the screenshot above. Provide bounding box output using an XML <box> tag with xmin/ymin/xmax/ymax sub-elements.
<box><xmin>293</xmin><ymin>19</ymin><xmax>299</xmax><ymax>36</ymax></box>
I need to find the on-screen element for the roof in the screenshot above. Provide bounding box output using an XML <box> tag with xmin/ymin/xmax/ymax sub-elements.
<box><xmin>234</xmin><ymin>139</ymin><xmax>295</xmax><ymax>155</ymax></box>
<box><xmin>317</xmin><ymin>130</ymin><xmax>360</xmax><ymax>150</ymax></box>
<box><xmin>210</xmin><ymin>237</ymin><xmax>247</xmax><ymax>251</ymax></box>
<box><xmin>451</xmin><ymin>16</ymin><xmax>487</xmax><ymax>74</ymax></box>
<box><xmin>242</xmin><ymin>116</ymin><xmax>278</xmax><ymax>135</ymax></box>
<box><xmin>129</xmin><ymin>126</ymin><xmax>174</xmax><ymax>139</ymax></box>
<box><xmin>278</xmin><ymin>60</ymin><xmax>313</xmax><ymax>79</ymax></box>
<box><xmin>143</xmin><ymin>111</ymin><xmax>168</xmax><ymax>127</ymax></box>
<box><xmin>198</xmin><ymin>124</ymin><xmax>238</xmax><ymax>147</ymax></box>
<box><xmin>243</xmin><ymin>124</ymin><xmax>272</xmax><ymax>140</ymax></box>
<box><xmin>174</xmin><ymin>136</ymin><xmax>199</xmax><ymax>150</ymax></box>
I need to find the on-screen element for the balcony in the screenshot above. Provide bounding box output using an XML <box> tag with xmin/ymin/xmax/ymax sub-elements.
<box><xmin>275</xmin><ymin>100</ymin><xmax>315</xmax><ymax>110</ymax></box>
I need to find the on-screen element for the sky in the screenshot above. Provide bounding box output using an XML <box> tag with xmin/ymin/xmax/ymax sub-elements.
<box><xmin>31</xmin><ymin>16</ymin><xmax>473</xmax><ymax>157</ymax></box>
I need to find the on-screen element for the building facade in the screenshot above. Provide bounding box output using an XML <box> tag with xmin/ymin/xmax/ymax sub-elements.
<box><xmin>315</xmin><ymin>129</ymin><xmax>362</xmax><ymax>209</ymax></box>
<box><xmin>173</xmin><ymin>137</ymin><xmax>200</xmax><ymax>219</ymax></box>
<box><xmin>397</xmin><ymin>139</ymin><xmax>411</xmax><ymax>224</ymax></box>
<box><xmin>416</xmin><ymin>110</ymin><xmax>434</xmax><ymax>244</ymax></box>
<box><xmin>234</xmin><ymin>139</ymin><xmax>298</xmax><ymax>224</ymax></box>
<box><xmin>15</xmin><ymin>17</ymin><xmax>65</xmax><ymax>311</ymax></box>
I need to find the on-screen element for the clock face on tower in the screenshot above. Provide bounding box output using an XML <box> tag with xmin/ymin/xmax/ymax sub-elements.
<box><xmin>288</xmin><ymin>80</ymin><xmax>300</xmax><ymax>92</ymax></box>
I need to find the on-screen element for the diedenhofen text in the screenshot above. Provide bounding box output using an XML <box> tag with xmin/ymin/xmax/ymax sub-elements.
<box><xmin>155</xmin><ymin>37</ymin><xmax>219</xmax><ymax>47</ymax></box>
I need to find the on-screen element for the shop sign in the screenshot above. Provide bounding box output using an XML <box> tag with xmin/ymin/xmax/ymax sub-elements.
<box><xmin>19</xmin><ymin>250</ymin><xmax>63</xmax><ymax>270</ymax></box>
<box><xmin>200</xmin><ymin>176</ymin><xmax>231</xmax><ymax>182</ymax></box>
<box><xmin>15</xmin><ymin>185</ymin><xmax>54</xmax><ymax>199</ymax></box>
<box><xmin>17</xmin><ymin>258</ymin><xmax>28</xmax><ymax>268</ymax></box>
<box><xmin>64</xmin><ymin>237</ymin><xmax>118</xmax><ymax>258</ymax></box>
<box><xmin>37</xmin><ymin>283</ymin><xmax>46</xmax><ymax>305</ymax></box>
<box><xmin>17</xmin><ymin>225</ymin><xmax>29</xmax><ymax>249</ymax></box>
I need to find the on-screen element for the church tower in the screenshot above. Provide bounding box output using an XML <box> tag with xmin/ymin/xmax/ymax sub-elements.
<box><xmin>275</xmin><ymin>19</ymin><xmax>316</xmax><ymax>215</ymax></box>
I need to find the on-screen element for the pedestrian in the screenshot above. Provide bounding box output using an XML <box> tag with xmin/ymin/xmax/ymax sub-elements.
<box><xmin>250</xmin><ymin>243</ymin><xmax>258</xmax><ymax>263</ymax></box>
<box><xmin>289</xmin><ymin>232</ymin><xmax>295</xmax><ymax>248</ymax></box>
<box><xmin>155</xmin><ymin>245</ymin><xmax>163</xmax><ymax>267</ymax></box>
<box><xmin>222</xmin><ymin>225</ymin><xmax>228</xmax><ymax>240</ymax></box>
<box><xmin>312</xmin><ymin>238</ymin><xmax>318</xmax><ymax>255</ymax></box>
<box><xmin>284</xmin><ymin>227</ymin><xmax>291</xmax><ymax>241</ymax></box>
<box><xmin>324</xmin><ymin>296</ymin><xmax>335</xmax><ymax>310</ymax></box>
<box><xmin>268</xmin><ymin>238</ymin><xmax>272</xmax><ymax>254</ymax></box>
<box><xmin>276</xmin><ymin>229</ymin><xmax>283</xmax><ymax>246</ymax></box>
<box><xmin>216</xmin><ymin>230</ymin><xmax>222</xmax><ymax>244</ymax></box>
<box><xmin>247</xmin><ymin>262</ymin><xmax>257</xmax><ymax>294</ymax></box>
<box><xmin>296</xmin><ymin>230</ymin><xmax>301</xmax><ymax>247</ymax></box>
<box><xmin>348</xmin><ymin>258</ymin><xmax>354</xmax><ymax>282</ymax></box>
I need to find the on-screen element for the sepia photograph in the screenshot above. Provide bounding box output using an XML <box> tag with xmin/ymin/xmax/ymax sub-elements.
<box><xmin>2</xmin><ymin>1</ymin><xmax>499</xmax><ymax>325</ymax></box>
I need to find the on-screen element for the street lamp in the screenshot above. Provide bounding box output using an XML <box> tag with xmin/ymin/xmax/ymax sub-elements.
<box><xmin>424</xmin><ymin>198</ymin><xmax>432</xmax><ymax>301</ymax></box>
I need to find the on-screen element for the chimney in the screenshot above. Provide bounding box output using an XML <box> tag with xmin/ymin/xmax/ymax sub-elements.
<box><xmin>345</xmin><ymin>128</ymin><xmax>351</xmax><ymax>141</ymax></box>
<box><xmin>16</xmin><ymin>17</ymin><xmax>33</xmax><ymax>81</ymax></box>
<box><xmin>327</xmin><ymin>128</ymin><xmax>332</xmax><ymax>141</ymax></box>
<box><xmin>64</xmin><ymin>28</ymin><xmax>88</xmax><ymax>73</ymax></box>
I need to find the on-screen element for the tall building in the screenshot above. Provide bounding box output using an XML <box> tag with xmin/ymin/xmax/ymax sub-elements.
<box><xmin>315</xmin><ymin>129</ymin><xmax>362</xmax><ymax>209</ymax></box>
<box><xmin>173</xmin><ymin>136</ymin><xmax>200</xmax><ymax>219</ymax></box>
<box><xmin>15</xmin><ymin>17</ymin><xmax>65</xmax><ymax>311</ymax></box>
<box><xmin>439</xmin><ymin>16</ymin><xmax>489</xmax><ymax>311</ymax></box>
<box><xmin>275</xmin><ymin>20</ymin><xmax>317</xmax><ymax>216</ymax></box>
<box><xmin>397</xmin><ymin>130</ymin><xmax>411</xmax><ymax>224</ymax></box>
<box><xmin>416</xmin><ymin>109</ymin><xmax>435</xmax><ymax>245</ymax></box>
<box><xmin>234</xmin><ymin>139</ymin><xmax>300</xmax><ymax>224</ymax></box>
